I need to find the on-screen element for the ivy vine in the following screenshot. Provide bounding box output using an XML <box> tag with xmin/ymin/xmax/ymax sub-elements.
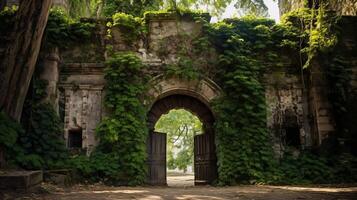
<box><xmin>207</xmin><ymin>16</ymin><xmax>290</xmax><ymax>184</ymax></box>
<box><xmin>87</xmin><ymin>52</ymin><xmax>149</xmax><ymax>185</ymax></box>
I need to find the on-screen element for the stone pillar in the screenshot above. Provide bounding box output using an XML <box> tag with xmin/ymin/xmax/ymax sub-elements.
<box><xmin>63</xmin><ymin>88</ymin><xmax>72</xmax><ymax>146</ymax></box>
<box><xmin>81</xmin><ymin>87</ymin><xmax>89</xmax><ymax>154</ymax></box>
<box><xmin>302</xmin><ymin>89</ymin><xmax>312</xmax><ymax>148</ymax></box>
<box><xmin>308</xmin><ymin>60</ymin><xmax>336</xmax><ymax>148</ymax></box>
<box><xmin>40</xmin><ymin>47</ymin><xmax>60</xmax><ymax>112</ymax></box>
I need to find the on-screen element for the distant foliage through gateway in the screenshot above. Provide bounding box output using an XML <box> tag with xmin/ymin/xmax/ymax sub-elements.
<box><xmin>155</xmin><ymin>109</ymin><xmax>203</xmax><ymax>173</ymax></box>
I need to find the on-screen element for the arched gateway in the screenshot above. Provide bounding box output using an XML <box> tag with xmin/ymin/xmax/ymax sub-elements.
<box><xmin>146</xmin><ymin>77</ymin><xmax>221</xmax><ymax>185</ymax></box>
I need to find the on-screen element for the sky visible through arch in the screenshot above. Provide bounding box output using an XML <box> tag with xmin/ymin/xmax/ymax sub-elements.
<box><xmin>211</xmin><ymin>0</ymin><xmax>280</xmax><ymax>22</ymax></box>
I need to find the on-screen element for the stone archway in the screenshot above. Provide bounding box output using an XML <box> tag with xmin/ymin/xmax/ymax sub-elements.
<box><xmin>145</xmin><ymin>76</ymin><xmax>222</xmax><ymax>109</ymax></box>
<box><xmin>146</xmin><ymin>77</ymin><xmax>221</xmax><ymax>186</ymax></box>
<box><xmin>147</xmin><ymin>95</ymin><xmax>215</xmax><ymax>134</ymax></box>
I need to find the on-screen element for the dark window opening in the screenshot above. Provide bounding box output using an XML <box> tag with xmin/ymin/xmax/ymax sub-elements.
<box><xmin>285</xmin><ymin>127</ymin><xmax>301</xmax><ymax>148</ymax></box>
<box><xmin>68</xmin><ymin>129</ymin><xmax>82</xmax><ymax>148</ymax></box>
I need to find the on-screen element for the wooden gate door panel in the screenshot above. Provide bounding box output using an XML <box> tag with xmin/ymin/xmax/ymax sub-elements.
<box><xmin>147</xmin><ymin>131</ymin><xmax>167</xmax><ymax>185</ymax></box>
<box><xmin>194</xmin><ymin>133</ymin><xmax>217</xmax><ymax>185</ymax></box>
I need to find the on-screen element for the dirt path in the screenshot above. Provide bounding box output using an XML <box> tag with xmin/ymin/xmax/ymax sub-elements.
<box><xmin>167</xmin><ymin>172</ymin><xmax>194</xmax><ymax>187</ymax></box>
<box><xmin>3</xmin><ymin>184</ymin><xmax>357</xmax><ymax>200</ymax></box>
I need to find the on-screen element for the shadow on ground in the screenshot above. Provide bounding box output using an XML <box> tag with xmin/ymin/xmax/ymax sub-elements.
<box><xmin>2</xmin><ymin>184</ymin><xmax>357</xmax><ymax>200</ymax></box>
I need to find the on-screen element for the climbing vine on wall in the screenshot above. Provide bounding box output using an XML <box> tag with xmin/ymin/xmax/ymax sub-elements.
<box><xmin>205</xmin><ymin>12</ymin><xmax>357</xmax><ymax>184</ymax></box>
<box><xmin>207</xmin><ymin>16</ymin><xmax>297</xmax><ymax>184</ymax></box>
<box><xmin>93</xmin><ymin>52</ymin><xmax>149</xmax><ymax>185</ymax></box>
<box><xmin>0</xmin><ymin>7</ymin><xmax>95</xmax><ymax>48</ymax></box>
<box><xmin>107</xmin><ymin>12</ymin><xmax>144</xmax><ymax>45</ymax></box>
<box><xmin>45</xmin><ymin>8</ymin><xmax>96</xmax><ymax>48</ymax></box>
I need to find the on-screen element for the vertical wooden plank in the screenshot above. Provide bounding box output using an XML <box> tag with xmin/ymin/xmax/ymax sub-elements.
<box><xmin>194</xmin><ymin>133</ymin><xmax>217</xmax><ymax>185</ymax></box>
<box><xmin>147</xmin><ymin>131</ymin><xmax>167</xmax><ymax>185</ymax></box>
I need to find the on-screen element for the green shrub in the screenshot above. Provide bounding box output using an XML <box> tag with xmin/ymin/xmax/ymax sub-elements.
<box><xmin>107</xmin><ymin>12</ymin><xmax>144</xmax><ymax>45</ymax></box>
<box><xmin>0</xmin><ymin>112</ymin><xmax>22</xmax><ymax>149</ymax></box>
<box><xmin>69</xmin><ymin>152</ymin><xmax>123</xmax><ymax>184</ymax></box>
<box><xmin>276</xmin><ymin>151</ymin><xmax>357</xmax><ymax>184</ymax></box>
<box><xmin>45</xmin><ymin>8</ymin><xmax>95</xmax><ymax>47</ymax></box>
<box><xmin>14</xmin><ymin>103</ymin><xmax>68</xmax><ymax>170</ymax></box>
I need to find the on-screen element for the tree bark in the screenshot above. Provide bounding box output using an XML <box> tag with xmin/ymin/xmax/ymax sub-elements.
<box><xmin>0</xmin><ymin>0</ymin><xmax>53</xmax><ymax>121</ymax></box>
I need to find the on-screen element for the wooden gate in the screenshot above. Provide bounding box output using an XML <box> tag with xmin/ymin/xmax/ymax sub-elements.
<box><xmin>147</xmin><ymin>131</ymin><xmax>167</xmax><ymax>185</ymax></box>
<box><xmin>194</xmin><ymin>133</ymin><xmax>217</xmax><ymax>185</ymax></box>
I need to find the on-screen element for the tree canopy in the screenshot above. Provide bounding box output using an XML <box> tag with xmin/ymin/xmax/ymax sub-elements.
<box><xmin>68</xmin><ymin>0</ymin><xmax>272</xmax><ymax>18</ymax></box>
<box><xmin>155</xmin><ymin>109</ymin><xmax>203</xmax><ymax>172</ymax></box>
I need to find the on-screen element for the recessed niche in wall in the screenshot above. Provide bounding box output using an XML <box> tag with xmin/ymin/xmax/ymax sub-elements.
<box><xmin>68</xmin><ymin>129</ymin><xmax>83</xmax><ymax>148</ymax></box>
<box><xmin>285</xmin><ymin>126</ymin><xmax>301</xmax><ymax>148</ymax></box>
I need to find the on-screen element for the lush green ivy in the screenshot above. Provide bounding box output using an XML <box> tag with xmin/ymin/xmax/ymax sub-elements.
<box><xmin>91</xmin><ymin>52</ymin><xmax>149</xmax><ymax>185</ymax></box>
<box><xmin>144</xmin><ymin>8</ymin><xmax>211</xmax><ymax>21</ymax></box>
<box><xmin>277</xmin><ymin>150</ymin><xmax>357</xmax><ymax>184</ymax></box>
<box><xmin>69</xmin><ymin>152</ymin><xmax>122</xmax><ymax>184</ymax></box>
<box><xmin>165</xmin><ymin>57</ymin><xmax>201</xmax><ymax>80</ymax></box>
<box><xmin>1</xmin><ymin>77</ymin><xmax>68</xmax><ymax>170</ymax></box>
<box><xmin>0</xmin><ymin>7</ymin><xmax>95</xmax><ymax>48</ymax></box>
<box><xmin>107</xmin><ymin>12</ymin><xmax>144</xmax><ymax>45</ymax></box>
<box><xmin>45</xmin><ymin>8</ymin><xmax>96</xmax><ymax>48</ymax></box>
<box><xmin>103</xmin><ymin>0</ymin><xmax>161</xmax><ymax>17</ymax></box>
<box><xmin>9</xmin><ymin>71</ymin><xmax>68</xmax><ymax>170</ymax></box>
<box><xmin>0</xmin><ymin>112</ymin><xmax>22</xmax><ymax>149</ymax></box>
<box><xmin>16</xmin><ymin>102</ymin><xmax>67</xmax><ymax>169</ymax></box>
<box><xmin>206</xmin><ymin>16</ymin><xmax>292</xmax><ymax>184</ymax></box>
<box><xmin>193</xmin><ymin>10</ymin><xmax>356</xmax><ymax>184</ymax></box>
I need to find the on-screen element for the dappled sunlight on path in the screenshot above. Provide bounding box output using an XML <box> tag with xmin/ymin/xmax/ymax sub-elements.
<box><xmin>167</xmin><ymin>172</ymin><xmax>194</xmax><ymax>187</ymax></box>
<box><xmin>9</xmin><ymin>184</ymin><xmax>355</xmax><ymax>200</ymax></box>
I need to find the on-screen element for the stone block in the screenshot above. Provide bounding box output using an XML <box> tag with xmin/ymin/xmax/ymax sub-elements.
<box><xmin>44</xmin><ymin>170</ymin><xmax>73</xmax><ymax>186</ymax></box>
<box><xmin>317</xmin><ymin>116</ymin><xmax>331</xmax><ymax>124</ymax></box>
<box><xmin>0</xmin><ymin>171</ymin><xmax>42</xmax><ymax>191</ymax></box>
<box><xmin>318</xmin><ymin>109</ymin><xmax>328</xmax><ymax>116</ymax></box>
<box><xmin>318</xmin><ymin>123</ymin><xmax>335</xmax><ymax>132</ymax></box>
<box><xmin>316</xmin><ymin>101</ymin><xmax>332</xmax><ymax>110</ymax></box>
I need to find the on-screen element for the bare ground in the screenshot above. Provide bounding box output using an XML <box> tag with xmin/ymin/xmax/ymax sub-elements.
<box><xmin>1</xmin><ymin>174</ymin><xmax>356</xmax><ymax>200</ymax></box>
<box><xmin>2</xmin><ymin>183</ymin><xmax>357</xmax><ymax>200</ymax></box>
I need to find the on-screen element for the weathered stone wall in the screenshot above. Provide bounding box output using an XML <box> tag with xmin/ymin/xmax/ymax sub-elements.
<box><xmin>58</xmin><ymin>14</ymin><xmax>213</xmax><ymax>154</ymax></box>
<box><xmin>333</xmin><ymin>16</ymin><xmax>357</xmax><ymax>153</ymax></box>
<box><xmin>265</xmin><ymin>72</ymin><xmax>310</xmax><ymax>154</ymax></box>
<box><xmin>56</xmin><ymin>15</ymin><xmax>307</xmax><ymax>154</ymax></box>
<box><xmin>56</xmin><ymin>14</ymin><xmax>313</xmax><ymax>154</ymax></box>
<box><xmin>1</xmin><ymin>9</ymin><xmax>355</xmax><ymax>155</ymax></box>
<box><xmin>59</xmin><ymin>63</ymin><xmax>105</xmax><ymax>154</ymax></box>
<box><xmin>145</xmin><ymin>14</ymin><xmax>206</xmax><ymax>64</ymax></box>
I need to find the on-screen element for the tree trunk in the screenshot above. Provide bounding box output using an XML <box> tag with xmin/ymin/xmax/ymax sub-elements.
<box><xmin>0</xmin><ymin>0</ymin><xmax>53</xmax><ymax>121</ymax></box>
